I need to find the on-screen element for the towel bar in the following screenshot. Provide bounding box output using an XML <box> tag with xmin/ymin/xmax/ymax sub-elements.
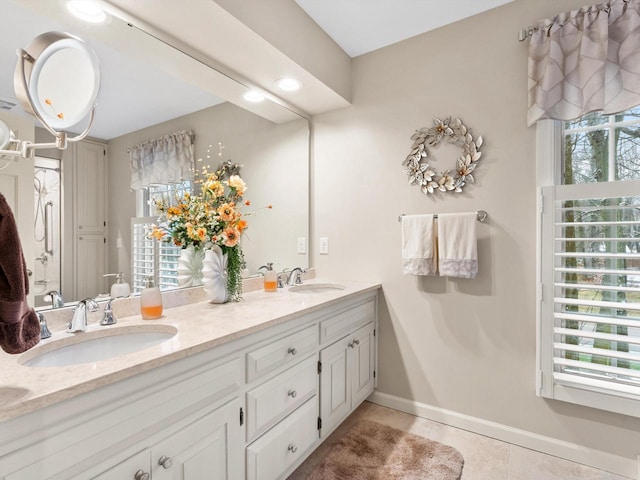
<box><xmin>398</xmin><ymin>210</ymin><xmax>488</xmax><ymax>223</ymax></box>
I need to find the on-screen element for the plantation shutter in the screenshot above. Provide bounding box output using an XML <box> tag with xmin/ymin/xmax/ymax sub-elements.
<box><xmin>541</xmin><ymin>180</ymin><xmax>640</xmax><ymax>398</ymax></box>
<box><xmin>131</xmin><ymin>217</ymin><xmax>180</xmax><ymax>293</ymax></box>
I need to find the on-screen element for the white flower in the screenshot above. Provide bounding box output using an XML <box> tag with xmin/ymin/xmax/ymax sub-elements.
<box><xmin>227</xmin><ymin>175</ymin><xmax>246</xmax><ymax>194</ymax></box>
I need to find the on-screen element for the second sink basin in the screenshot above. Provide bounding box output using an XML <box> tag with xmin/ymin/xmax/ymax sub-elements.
<box><xmin>19</xmin><ymin>324</ymin><xmax>178</xmax><ymax>368</ymax></box>
<box><xmin>289</xmin><ymin>283</ymin><xmax>346</xmax><ymax>294</ymax></box>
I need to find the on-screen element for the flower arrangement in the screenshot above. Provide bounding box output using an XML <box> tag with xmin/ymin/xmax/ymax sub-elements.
<box><xmin>150</xmin><ymin>165</ymin><xmax>250</xmax><ymax>302</ymax></box>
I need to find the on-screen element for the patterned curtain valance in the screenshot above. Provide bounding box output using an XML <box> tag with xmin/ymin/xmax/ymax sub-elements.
<box><xmin>527</xmin><ymin>0</ymin><xmax>640</xmax><ymax>126</ymax></box>
<box><xmin>129</xmin><ymin>130</ymin><xmax>195</xmax><ymax>190</ymax></box>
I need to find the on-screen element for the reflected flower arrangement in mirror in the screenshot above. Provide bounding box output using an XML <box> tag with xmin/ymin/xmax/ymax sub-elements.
<box><xmin>403</xmin><ymin>117</ymin><xmax>483</xmax><ymax>194</ymax></box>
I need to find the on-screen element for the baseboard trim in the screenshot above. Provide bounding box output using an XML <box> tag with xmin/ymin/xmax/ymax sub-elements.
<box><xmin>368</xmin><ymin>391</ymin><xmax>636</xmax><ymax>479</ymax></box>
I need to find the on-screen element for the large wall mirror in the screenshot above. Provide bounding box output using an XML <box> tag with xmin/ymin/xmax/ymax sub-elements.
<box><xmin>1</xmin><ymin>0</ymin><xmax>309</xmax><ymax>309</ymax></box>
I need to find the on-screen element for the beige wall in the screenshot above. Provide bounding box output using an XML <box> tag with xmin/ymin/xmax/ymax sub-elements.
<box><xmin>311</xmin><ymin>0</ymin><xmax>640</xmax><ymax>468</ymax></box>
<box><xmin>107</xmin><ymin>102</ymin><xmax>308</xmax><ymax>281</ymax></box>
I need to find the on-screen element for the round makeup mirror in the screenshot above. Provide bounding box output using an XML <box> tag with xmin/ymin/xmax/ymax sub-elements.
<box><xmin>14</xmin><ymin>31</ymin><xmax>100</xmax><ymax>138</ymax></box>
<box><xmin>0</xmin><ymin>120</ymin><xmax>14</xmax><ymax>150</ymax></box>
<box><xmin>0</xmin><ymin>119</ymin><xmax>19</xmax><ymax>170</ymax></box>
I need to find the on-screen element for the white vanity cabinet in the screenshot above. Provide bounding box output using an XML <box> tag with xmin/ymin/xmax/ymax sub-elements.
<box><xmin>319</xmin><ymin>320</ymin><xmax>376</xmax><ymax>438</ymax></box>
<box><xmin>2</xmin><ymin>355</ymin><xmax>244</xmax><ymax>480</ymax></box>
<box><xmin>88</xmin><ymin>399</ymin><xmax>242</xmax><ymax>480</ymax></box>
<box><xmin>0</xmin><ymin>287</ymin><xmax>378</xmax><ymax>480</ymax></box>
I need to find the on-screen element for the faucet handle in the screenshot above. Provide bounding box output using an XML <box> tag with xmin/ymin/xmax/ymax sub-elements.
<box><xmin>36</xmin><ymin>311</ymin><xmax>51</xmax><ymax>339</ymax></box>
<box><xmin>276</xmin><ymin>271</ymin><xmax>288</xmax><ymax>288</ymax></box>
<box><xmin>101</xmin><ymin>297</ymin><xmax>124</xmax><ymax>326</ymax></box>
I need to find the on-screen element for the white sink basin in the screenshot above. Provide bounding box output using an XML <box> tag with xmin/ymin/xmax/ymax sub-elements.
<box><xmin>289</xmin><ymin>283</ymin><xmax>346</xmax><ymax>294</ymax></box>
<box><xmin>19</xmin><ymin>325</ymin><xmax>178</xmax><ymax>368</ymax></box>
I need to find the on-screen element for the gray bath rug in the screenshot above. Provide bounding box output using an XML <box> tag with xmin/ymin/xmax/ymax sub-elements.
<box><xmin>306</xmin><ymin>419</ymin><xmax>464</xmax><ymax>480</ymax></box>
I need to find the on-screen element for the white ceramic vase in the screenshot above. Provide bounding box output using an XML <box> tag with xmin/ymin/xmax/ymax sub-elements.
<box><xmin>202</xmin><ymin>246</ymin><xmax>228</xmax><ymax>303</ymax></box>
<box><xmin>177</xmin><ymin>245</ymin><xmax>205</xmax><ymax>287</ymax></box>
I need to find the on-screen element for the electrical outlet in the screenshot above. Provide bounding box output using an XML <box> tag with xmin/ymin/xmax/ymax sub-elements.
<box><xmin>297</xmin><ymin>237</ymin><xmax>306</xmax><ymax>254</ymax></box>
<box><xmin>319</xmin><ymin>237</ymin><xmax>329</xmax><ymax>255</ymax></box>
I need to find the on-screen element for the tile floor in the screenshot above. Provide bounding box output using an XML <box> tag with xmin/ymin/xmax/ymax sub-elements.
<box><xmin>287</xmin><ymin>401</ymin><xmax>630</xmax><ymax>480</ymax></box>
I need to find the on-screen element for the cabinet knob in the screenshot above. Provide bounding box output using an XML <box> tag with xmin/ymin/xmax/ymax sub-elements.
<box><xmin>287</xmin><ymin>389</ymin><xmax>297</xmax><ymax>398</ymax></box>
<box><xmin>287</xmin><ymin>347</ymin><xmax>297</xmax><ymax>356</ymax></box>
<box><xmin>288</xmin><ymin>443</ymin><xmax>298</xmax><ymax>453</ymax></box>
<box><xmin>158</xmin><ymin>455</ymin><xmax>173</xmax><ymax>469</ymax></box>
<box><xmin>134</xmin><ymin>470</ymin><xmax>150</xmax><ymax>480</ymax></box>
<box><xmin>349</xmin><ymin>339</ymin><xmax>360</xmax><ymax>348</ymax></box>
<box><xmin>353</xmin><ymin>339</ymin><xmax>360</xmax><ymax>346</ymax></box>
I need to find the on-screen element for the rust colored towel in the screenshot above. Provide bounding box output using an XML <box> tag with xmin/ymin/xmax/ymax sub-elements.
<box><xmin>0</xmin><ymin>193</ymin><xmax>40</xmax><ymax>354</ymax></box>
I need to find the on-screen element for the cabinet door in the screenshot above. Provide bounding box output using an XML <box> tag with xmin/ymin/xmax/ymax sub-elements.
<box><xmin>75</xmin><ymin>140</ymin><xmax>106</xmax><ymax>233</ymax></box>
<box><xmin>75</xmin><ymin>233</ymin><xmax>106</xmax><ymax>299</ymax></box>
<box><xmin>350</xmin><ymin>322</ymin><xmax>375</xmax><ymax>407</ymax></box>
<box><xmin>151</xmin><ymin>398</ymin><xmax>242</xmax><ymax>480</ymax></box>
<box><xmin>91</xmin><ymin>449</ymin><xmax>151</xmax><ymax>480</ymax></box>
<box><xmin>319</xmin><ymin>336</ymin><xmax>350</xmax><ymax>438</ymax></box>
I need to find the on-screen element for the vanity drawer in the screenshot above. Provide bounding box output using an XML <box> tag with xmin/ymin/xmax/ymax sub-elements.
<box><xmin>319</xmin><ymin>298</ymin><xmax>375</xmax><ymax>345</ymax></box>
<box><xmin>246</xmin><ymin>355</ymin><xmax>318</xmax><ymax>442</ymax></box>
<box><xmin>246</xmin><ymin>398</ymin><xmax>318</xmax><ymax>480</ymax></box>
<box><xmin>247</xmin><ymin>324</ymin><xmax>317</xmax><ymax>383</ymax></box>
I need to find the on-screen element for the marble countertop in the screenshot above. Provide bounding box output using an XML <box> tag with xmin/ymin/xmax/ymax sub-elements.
<box><xmin>0</xmin><ymin>280</ymin><xmax>380</xmax><ymax>423</ymax></box>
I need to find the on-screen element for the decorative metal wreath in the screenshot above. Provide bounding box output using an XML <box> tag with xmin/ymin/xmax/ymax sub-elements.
<box><xmin>403</xmin><ymin>117</ymin><xmax>483</xmax><ymax>194</ymax></box>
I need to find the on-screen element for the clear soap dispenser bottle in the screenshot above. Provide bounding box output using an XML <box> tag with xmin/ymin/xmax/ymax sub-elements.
<box><xmin>140</xmin><ymin>276</ymin><xmax>163</xmax><ymax>320</ymax></box>
<box><xmin>263</xmin><ymin>263</ymin><xmax>277</xmax><ymax>292</ymax></box>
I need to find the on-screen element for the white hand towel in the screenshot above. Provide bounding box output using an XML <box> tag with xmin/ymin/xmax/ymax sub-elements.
<box><xmin>437</xmin><ymin>212</ymin><xmax>478</xmax><ymax>278</ymax></box>
<box><xmin>401</xmin><ymin>214</ymin><xmax>436</xmax><ymax>275</ymax></box>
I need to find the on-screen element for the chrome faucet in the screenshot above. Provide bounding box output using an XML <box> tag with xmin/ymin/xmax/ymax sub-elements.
<box><xmin>46</xmin><ymin>290</ymin><xmax>65</xmax><ymax>308</ymax></box>
<box><xmin>36</xmin><ymin>311</ymin><xmax>51</xmax><ymax>339</ymax></box>
<box><xmin>68</xmin><ymin>297</ymin><xmax>98</xmax><ymax>333</ymax></box>
<box><xmin>285</xmin><ymin>267</ymin><xmax>306</xmax><ymax>286</ymax></box>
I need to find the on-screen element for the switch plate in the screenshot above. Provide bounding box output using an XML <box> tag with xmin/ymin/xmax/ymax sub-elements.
<box><xmin>297</xmin><ymin>237</ymin><xmax>307</xmax><ymax>254</ymax></box>
<box><xmin>319</xmin><ymin>237</ymin><xmax>329</xmax><ymax>255</ymax></box>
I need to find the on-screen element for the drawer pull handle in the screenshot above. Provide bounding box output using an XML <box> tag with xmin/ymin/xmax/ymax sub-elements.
<box><xmin>288</xmin><ymin>389</ymin><xmax>297</xmax><ymax>398</ymax></box>
<box><xmin>134</xmin><ymin>470</ymin><xmax>150</xmax><ymax>480</ymax></box>
<box><xmin>288</xmin><ymin>443</ymin><xmax>298</xmax><ymax>453</ymax></box>
<box><xmin>158</xmin><ymin>455</ymin><xmax>173</xmax><ymax>469</ymax></box>
<box><xmin>287</xmin><ymin>347</ymin><xmax>297</xmax><ymax>356</ymax></box>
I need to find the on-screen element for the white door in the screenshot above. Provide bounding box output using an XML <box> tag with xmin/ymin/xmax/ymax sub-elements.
<box><xmin>0</xmin><ymin>113</ymin><xmax>35</xmax><ymax>305</ymax></box>
<box><xmin>350</xmin><ymin>322</ymin><xmax>375</xmax><ymax>407</ymax></box>
<box><xmin>91</xmin><ymin>449</ymin><xmax>151</xmax><ymax>480</ymax></box>
<box><xmin>152</xmin><ymin>398</ymin><xmax>243</xmax><ymax>480</ymax></box>
<box><xmin>74</xmin><ymin>141</ymin><xmax>106</xmax><ymax>233</ymax></box>
<box><xmin>75</xmin><ymin>234</ymin><xmax>106</xmax><ymax>299</ymax></box>
<box><xmin>319</xmin><ymin>337</ymin><xmax>351</xmax><ymax>438</ymax></box>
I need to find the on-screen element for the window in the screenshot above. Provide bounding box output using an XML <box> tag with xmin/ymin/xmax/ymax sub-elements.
<box><xmin>131</xmin><ymin>183</ymin><xmax>190</xmax><ymax>292</ymax></box>
<box><xmin>538</xmin><ymin>109</ymin><xmax>640</xmax><ymax>417</ymax></box>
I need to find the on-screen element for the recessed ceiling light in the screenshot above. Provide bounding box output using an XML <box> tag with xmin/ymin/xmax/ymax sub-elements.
<box><xmin>276</xmin><ymin>77</ymin><xmax>302</xmax><ymax>92</ymax></box>
<box><xmin>67</xmin><ymin>1</ymin><xmax>107</xmax><ymax>23</ymax></box>
<box><xmin>243</xmin><ymin>90</ymin><xmax>265</xmax><ymax>103</ymax></box>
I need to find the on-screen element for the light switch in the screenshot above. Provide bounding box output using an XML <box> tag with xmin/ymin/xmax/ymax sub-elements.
<box><xmin>319</xmin><ymin>237</ymin><xmax>329</xmax><ymax>255</ymax></box>
<box><xmin>297</xmin><ymin>237</ymin><xmax>306</xmax><ymax>254</ymax></box>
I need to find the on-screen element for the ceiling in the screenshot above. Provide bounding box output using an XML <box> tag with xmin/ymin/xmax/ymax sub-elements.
<box><xmin>2</xmin><ymin>0</ymin><xmax>516</xmax><ymax>139</ymax></box>
<box><xmin>295</xmin><ymin>0</ymin><xmax>515</xmax><ymax>57</ymax></box>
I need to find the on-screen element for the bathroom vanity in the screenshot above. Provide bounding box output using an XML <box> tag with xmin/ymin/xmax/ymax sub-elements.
<box><xmin>0</xmin><ymin>281</ymin><xmax>379</xmax><ymax>479</ymax></box>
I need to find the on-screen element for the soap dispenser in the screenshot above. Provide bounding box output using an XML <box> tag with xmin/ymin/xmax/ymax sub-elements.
<box><xmin>104</xmin><ymin>272</ymin><xmax>131</xmax><ymax>298</ymax></box>
<box><xmin>263</xmin><ymin>263</ymin><xmax>277</xmax><ymax>292</ymax></box>
<box><xmin>140</xmin><ymin>276</ymin><xmax>163</xmax><ymax>320</ymax></box>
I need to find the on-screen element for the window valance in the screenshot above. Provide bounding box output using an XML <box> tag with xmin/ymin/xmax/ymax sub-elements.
<box><xmin>528</xmin><ymin>0</ymin><xmax>640</xmax><ymax>126</ymax></box>
<box><xmin>129</xmin><ymin>130</ymin><xmax>195</xmax><ymax>190</ymax></box>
